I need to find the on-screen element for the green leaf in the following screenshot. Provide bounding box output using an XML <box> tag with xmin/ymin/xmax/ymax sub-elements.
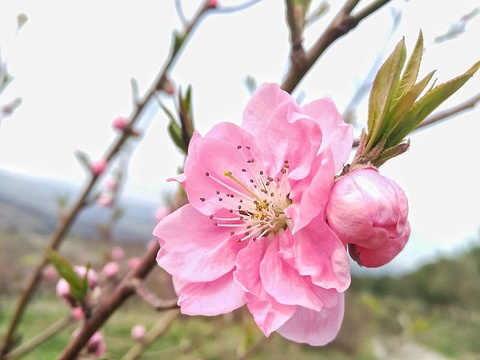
<box><xmin>372</xmin><ymin>141</ymin><xmax>410</xmax><ymax>167</ymax></box>
<box><xmin>168</xmin><ymin>120</ymin><xmax>187</xmax><ymax>154</ymax></box>
<box><xmin>389</xmin><ymin>60</ymin><xmax>480</xmax><ymax>145</ymax></box>
<box><xmin>172</xmin><ymin>30</ymin><xmax>185</xmax><ymax>54</ymax></box>
<box><xmin>393</xmin><ymin>31</ymin><xmax>424</xmax><ymax>107</ymax></box>
<box><xmin>366</xmin><ymin>38</ymin><xmax>407</xmax><ymax>151</ymax></box>
<box><xmin>74</xmin><ymin>150</ymin><xmax>91</xmax><ymax>171</ymax></box>
<box><xmin>46</xmin><ymin>248</ymin><xmax>86</xmax><ymax>301</ymax></box>
<box><xmin>385</xmin><ymin>70</ymin><xmax>436</xmax><ymax>145</ymax></box>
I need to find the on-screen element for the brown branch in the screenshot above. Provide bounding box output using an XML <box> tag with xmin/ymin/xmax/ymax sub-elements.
<box><xmin>352</xmin><ymin>92</ymin><xmax>480</xmax><ymax>147</ymax></box>
<box><xmin>0</xmin><ymin>3</ymin><xmax>209</xmax><ymax>358</ymax></box>
<box><xmin>121</xmin><ymin>309</ymin><xmax>180</xmax><ymax>360</ymax></box>
<box><xmin>57</xmin><ymin>241</ymin><xmax>160</xmax><ymax>360</ymax></box>
<box><xmin>281</xmin><ymin>0</ymin><xmax>393</xmax><ymax>94</ymax></box>
<box><xmin>4</xmin><ymin>315</ymin><xmax>74</xmax><ymax>359</ymax></box>
<box><xmin>132</xmin><ymin>279</ymin><xmax>178</xmax><ymax>311</ymax></box>
<box><xmin>285</xmin><ymin>0</ymin><xmax>306</xmax><ymax>72</ymax></box>
<box><xmin>215</xmin><ymin>0</ymin><xmax>262</xmax><ymax>13</ymax></box>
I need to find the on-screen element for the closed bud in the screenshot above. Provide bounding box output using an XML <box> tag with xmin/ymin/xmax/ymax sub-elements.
<box><xmin>131</xmin><ymin>324</ymin><xmax>147</xmax><ymax>341</ymax></box>
<box><xmin>102</xmin><ymin>261</ymin><xmax>120</xmax><ymax>279</ymax></box>
<box><xmin>86</xmin><ymin>332</ymin><xmax>106</xmax><ymax>357</ymax></box>
<box><xmin>326</xmin><ymin>167</ymin><xmax>410</xmax><ymax>267</ymax></box>
<box><xmin>112</xmin><ymin>117</ymin><xmax>128</xmax><ymax>131</ymax></box>
<box><xmin>90</xmin><ymin>160</ymin><xmax>107</xmax><ymax>176</ymax></box>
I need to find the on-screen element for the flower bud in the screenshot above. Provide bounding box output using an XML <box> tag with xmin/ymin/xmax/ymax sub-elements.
<box><xmin>112</xmin><ymin>117</ymin><xmax>128</xmax><ymax>131</ymax></box>
<box><xmin>71</xmin><ymin>307</ymin><xmax>84</xmax><ymax>320</ymax></box>
<box><xmin>43</xmin><ymin>264</ymin><xmax>57</xmax><ymax>281</ymax></box>
<box><xmin>91</xmin><ymin>160</ymin><xmax>107</xmax><ymax>176</ymax></box>
<box><xmin>326</xmin><ymin>167</ymin><xmax>409</xmax><ymax>267</ymax></box>
<box><xmin>131</xmin><ymin>324</ymin><xmax>147</xmax><ymax>341</ymax></box>
<box><xmin>86</xmin><ymin>332</ymin><xmax>106</xmax><ymax>357</ymax></box>
<box><xmin>102</xmin><ymin>261</ymin><xmax>120</xmax><ymax>279</ymax></box>
<box><xmin>97</xmin><ymin>193</ymin><xmax>113</xmax><ymax>207</ymax></box>
<box><xmin>207</xmin><ymin>0</ymin><xmax>218</xmax><ymax>9</ymax></box>
<box><xmin>154</xmin><ymin>206</ymin><xmax>170</xmax><ymax>223</ymax></box>
<box><xmin>128</xmin><ymin>257</ymin><xmax>142</xmax><ymax>270</ymax></box>
<box><xmin>111</xmin><ymin>246</ymin><xmax>125</xmax><ymax>261</ymax></box>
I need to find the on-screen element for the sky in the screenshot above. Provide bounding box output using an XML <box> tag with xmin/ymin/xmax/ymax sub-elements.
<box><xmin>0</xmin><ymin>0</ymin><xmax>479</xmax><ymax>273</ymax></box>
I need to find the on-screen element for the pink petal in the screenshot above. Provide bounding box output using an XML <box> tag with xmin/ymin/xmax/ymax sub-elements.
<box><xmin>302</xmin><ymin>98</ymin><xmax>353</xmax><ymax>172</ymax></box>
<box><xmin>242</xmin><ymin>83</ymin><xmax>322</xmax><ymax>180</ymax></box>
<box><xmin>182</xmin><ymin>123</ymin><xmax>258</xmax><ymax>215</ymax></box>
<box><xmin>286</xmin><ymin>152</ymin><xmax>335</xmax><ymax>233</ymax></box>
<box><xmin>234</xmin><ymin>238</ymin><xmax>296</xmax><ymax>335</ymax></box>
<box><xmin>350</xmin><ymin>221</ymin><xmax>411</xmax><ymax>268</ymax></box>
<box><xmin>176</xmin><ymin>271</ymin><xmax>246</xmax><ymax>316</ymax></box>
<box><xmin>246</xmin><ymin>293</ymin><xmax>296</xmax><ymax>337</ymax></box>
<box><xmin>155</xmin><ymin>204</ymin><xmax>244</xmax><ymax>282</ymax></box>
<box><xmin>289</xmin><ymin>219</ymin><xmax>350</xmax><ymax>292</ymax></box>
<box><xmin>259</xmin><ymin>233</ymin><xmax>338</xmax><ymax>311</ymax></box>
<box><xmin>277</xmin><ymin>293</ymin><xmax>345</xmax><ymax>346</ymax></box>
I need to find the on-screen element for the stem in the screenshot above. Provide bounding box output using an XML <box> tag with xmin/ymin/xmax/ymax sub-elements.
<box><xmin>281</xmin><ymin>0</ymin><xmax>393</xmax><ymax>94</ymax></box>
<box><xmin>0</xmin><ymin>3</ymin><xmax>208</xmax><ymax>358</ymax></box>
<box><xmin>121</xmin><ymin>309</ymin><xmax>180</xmax><ymax>360</ymax></box>
<box><xmin>57</xmin><ymin>241</ymin><xmax>158</xmax><ymax>360</ymax></box>
<box><xmin>4</xmin><ymin>315</ymin><xmax>74</xmax><ymax>359</ymax></box>
<box><xmin>133</xmin><ymin>279</ymin><xmax>178</xmax><ymax>311</ymax></box>
<box><xmin>352</xmin><ymin>92</ymin><xmax>480</xmax><ymax>147</ymax></box>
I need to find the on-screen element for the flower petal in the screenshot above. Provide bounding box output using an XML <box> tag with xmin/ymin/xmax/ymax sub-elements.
<box><xmin>286</xmin><ymin>151</ymin><xmax>335</xmax><ymax>233</ymax></box>
<box><xmin>288</xmin><ymin>219</ymin><xmax>350</xmax><ymax>292</ymax></box>
<box><xmin>176</xmin><ymin>271</ymin><xmax>246</xmax><ymax>316</ymax></box>
<box><xmin>242</xmin><ymin>83</ymin><xmax>322</xmax><ymax>180</ymax></box>
<box><xmin>277</xmin><ymin>293</ymin><xmax>345</xmax><ymax>346</ymax></box>
<box><xmin>155</xmin><ymin>204</ymin><xmax>244</xmax><ymax>282</ymax></box>
<box><xmin>302</xmin><ymin>98</ymin><xmax>353</xmax><ymax>172</ymax></box>
<box><xmin>234</xmin><ymin>238</ymin><xmax>296</xmax><ymax>336</ymax></box>
<box><xmin>259</xmin><ymin>233</ymin><xmax>338</xmax><ymax>311</ymax></box>
<box><xmin>182</xmin><ymin>122</ymin><xmax>258</xmax><ymax>215</ymax></box>
<box><xmin>246</xmin><ymin>293</ymin><xmax>296</xmax><ymax>337</ymax></box>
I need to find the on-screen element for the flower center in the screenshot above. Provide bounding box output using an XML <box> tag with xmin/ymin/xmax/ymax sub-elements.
<box><xmin>204</xmin><ymin>151</ymin><xmax>291</xmax><ymax>243</ymax></box>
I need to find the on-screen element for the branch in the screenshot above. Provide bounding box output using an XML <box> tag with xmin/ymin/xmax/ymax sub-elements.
<box><xmin>281</xmin><ymin>0</ymin><xmax>393</xmax><ymax>93</ymax></box>
<box><xmin>0</xmin><ymin>2</ymin><xmax>209</xmax><ymax>358</ymax></box>
<box><xmin>4</xmin><ymin>315</ymin><xmax>74</xmax><ymax>359</ymax></box>
<box><xmin>285</xmin><ymin>0</ymin><xmax>305</xmax><ymax>70</ymax></box>
<box><xmin>121</xmin><ymin>309</ymin><xmax>180</xmax><ymax>360</ymax></box>
<box><xmin>132</xmin><ymin>279</ymin><xmax>178</xmax><ymax>311</ymax></box>
<box><xmin>214</xmin><ymin>0</ymin><xmax>262</xmax><ymax>13</ymax></box>
<box><xmin>352</xmin><ymin>93</ymin><xmax>480</xmax><ymax>147</ymax></box>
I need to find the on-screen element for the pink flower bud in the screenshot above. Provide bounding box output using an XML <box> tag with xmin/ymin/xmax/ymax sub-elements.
<box><xmin>71</xmin><ymin>307</ymin><xmax>84</xmax><ymax>320</ymax></box>
<box><xmin>43</xmin><ymin>264</ymin><xmax>57</xmax><ymax>281</ymax></box>
<box><xmin>102</xmin><ymin>261</ymin><xmax>120</xmax><ymax>279</ymax></box>
<box><xmin>128</xmin><ymin>257</ymin><xmax>142</xmax><ymax>270</ymax></box>
<box><xmin>207</xmin><ymin>0</ymin><xmax>218</xmax><ymax>8</ymax></box>
<box><xmin>112</xmin><ymin>117</ymin><xmax>128</xmax><ymax>131</ymax></box>
<box><xmin>326</xmin><ymin>168</ymin><xmax>410</xmax><ymax>267</ymax></box>
<box><xmin>131</xmin><ymin>324</ymin><xmax>147</xmax><ymax>340</ymax></box>
<box><xmin>74</xmin><ymin>266</ymin><xmax>98</xmax><ymax>289</ymax></box>
<box><xmin>111</xmin><ymin>246</ymin><xmax>125</xmax><ymax>261</ymax></box>
<box><xmin>91</xmin><ymin>160</ymin><xmax>107</xmax><ymax>175</ymax></box>
<box><xmin>86</xmin><ymin>332</ymin><xmax>106</xmax><ymax>357</ymax></box>
<box><xmin>161</xmin><ymin>78</ymin><xmax>175</xmax><ymax>95</ymax></box>
<box><xmin>97</xmin><ymin>193</ymin><xmax>113</xmax><ymax>207</ymax></box>
<box><xmin>104</xmin><ymin>177</ymin><xmax>117</xmax><ymax>191</ymax></box>
<box><xmin>56</xmin><ymin>278</ymin><xmax>72</xmax><ymax>300</ymax></box>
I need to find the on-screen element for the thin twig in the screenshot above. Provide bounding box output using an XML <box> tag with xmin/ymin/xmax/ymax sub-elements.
<box><xmin>281</xmin><ymin>0</ymin><xmax>393</xmax><ymax>93</ymax></box>
<box><xmin>0</xmin><ymin>2</ymin><xmax>209</xmax><ymax>358</ymax></box>
<box><xmin>4</xmin><ymin>315</ymin><xmax>74</xmax><ymax>359</ymax></box>
<box><xmin>285</xmin><ymin>0</ymin><xmax>305</xmax><ymax>70</ymax></box>
<box><xmin>121</xmin><ymin>309</ymin><xmax>180</xmax><ymax>360</ymax></box>
<box><xmin>175</xmin><ymin>0</ymin><xmax>188</xmax><ymax>26</ymax></box>
<box><xmin>215</xmin><ymin>0</ymin><xmax>262</xmax><ymax>13</ymax></box>
<box><xmin>352</xmin><ymin>93</ymin><xmax>480</xmax><ymax>147</ymax></box>
<box><xmin>132</xmin><ymin>279</ymin><xmax>178</xmax><ymax>311</ymax></box>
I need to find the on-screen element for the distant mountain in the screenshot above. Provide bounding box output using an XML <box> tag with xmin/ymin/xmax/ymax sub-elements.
<box><xmin>0</xmin><ymin>169</ymin><xmax>158</xmax><ymax>243</ymax></box>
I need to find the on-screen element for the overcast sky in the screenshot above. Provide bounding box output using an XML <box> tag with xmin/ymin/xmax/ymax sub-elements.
<box><xmin>0</xmin><ymin>0</ymin><xmax>479</xmax><ymax>272</ymax></box>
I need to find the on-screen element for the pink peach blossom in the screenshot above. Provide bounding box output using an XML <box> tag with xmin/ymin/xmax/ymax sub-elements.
<box><xmin>102</xmin><ymin>261</ymin><xmax>120</xmax><ymax>279</ymax></box>
<box><xmin>112</xmin><ymin>117</ymin><xmax>128</xmax><ymax>131</ymax></box>
<box><xmin>111</xmin><ymin>246</ymin><xmax>125</xmax><ymax>261</ymax></box>
<box><xmin>155</xmin><ymin>83</ymin><xmax>353</xmax><ymax>345</ymax></box>
<box><xmin>326</xmin><ymin>167</ymin><xmax>410</xmax><ymax>267</ymax></box>
<box><xmin>91</xmin><ymin>160</ymin><xmax>107</xmax><ymax>175</ymax></box>
<box><xmin>86</xmin><ymin>332</ymin><xmax>106</xmax><ymax>357</ymax></box>
<box><xmin>128</xmin><ymin>257</ymin><xmax>142</xmax><ymax>270</ymax></box>
<box><xmin>131</xmin><ymin>324</ymin><xmax>147</xmax><ymax>340</ymax></box>
<box><xmin>71</xmin><ymin>307</ymin><xmax>84</xmax><ymax>320</ymax></box>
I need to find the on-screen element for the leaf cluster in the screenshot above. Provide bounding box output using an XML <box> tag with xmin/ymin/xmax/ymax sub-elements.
<box><xmin>362</xmin><ymin>32</ymin><xmax>480</xmax><ymax>167</ymax></box>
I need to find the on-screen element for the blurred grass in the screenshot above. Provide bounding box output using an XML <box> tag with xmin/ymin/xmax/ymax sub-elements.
<box><xmin>1</xmin><ymin>229</ymin><xmax>480</xmax><ymax>359</ymax></box>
